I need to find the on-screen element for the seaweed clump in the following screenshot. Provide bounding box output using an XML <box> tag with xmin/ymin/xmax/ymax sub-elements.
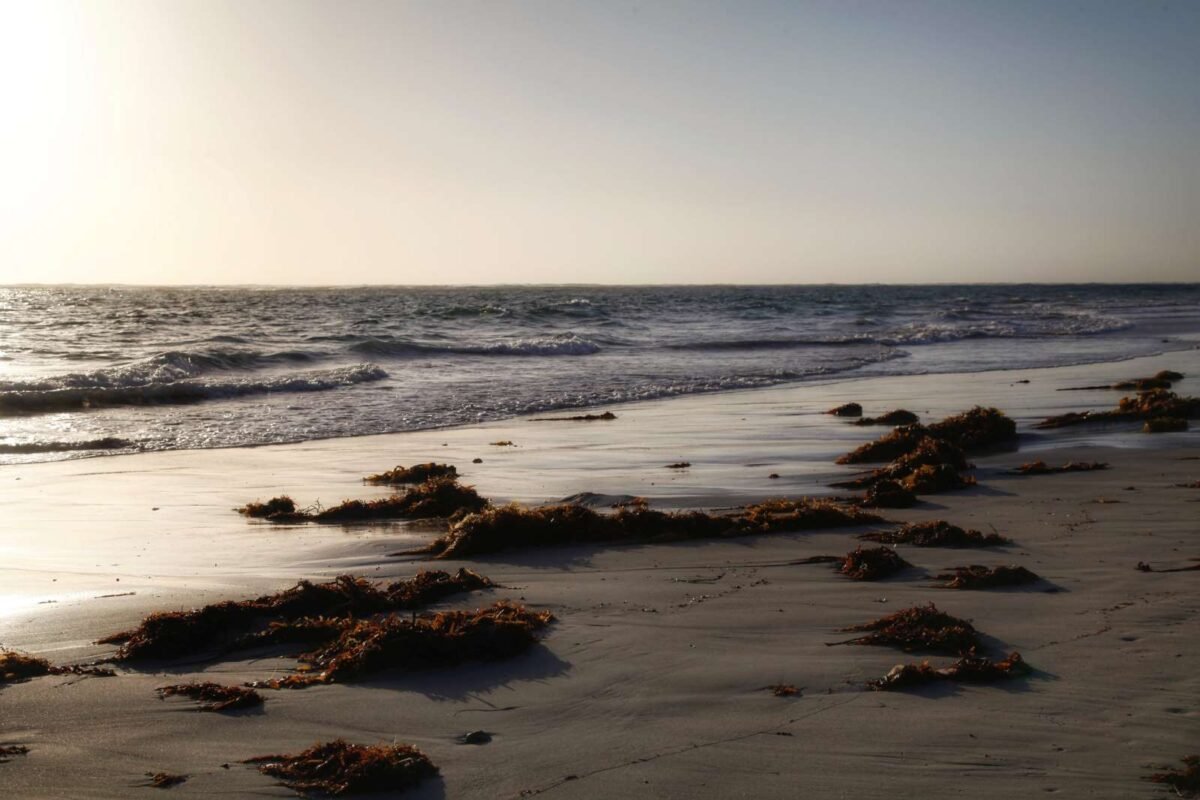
<box><xmin>253</xmin><ymin>601</ymin><xmax>553</xmax><ymax>689</ymax></box>
<box><xmin>100</xmin><ymin>569</ymin><xmax>493</xmax><ymax>662</ymax></box>
<box><xmin>833</xmin><ymin>604</ymin><xmax>979</xmax><ymax>655</ymax></box>
<box><xmin>837</xmin><ymin>406</ymin><xmax>1013</xmax><ymax>467</ymax></box>
<box><xmin>932</xmin><ymin>565</ymin><xmax>1040</xmax><ymax>589</ymax></box>
<box><xmin>869</xmin><ymin>652</ymin><xmax>1027</xmax><ymax>691</ymax></box>
<box><xmin>146</xmin><ymin>773</ymin><xmax>188</xmax><ymax>789</ymax></box>
<box><xmin>364</xmin><ymin>463</ymin><xmax>457</xmax><ymax>485</ymax></box>
<box><xmin>854</xmin><ymin>409</ymin><xmax>919</xmax><ymax>426</ymax></box>
<box><xmin>1149</xmin><ymin>755</ymin><xmax>1200</xmax><ymax>798</ymax></box>
<box><xmin>418</xmin><ymin>498</ymin><xmax>882</xmax><ymax>560</ymax></box>
<box><xmin>240</xmin><ymin>479</ymin><xmax>489</xmax><ymax>524</ymax></box>
<box><xmin>827</xmin><ymin>402</ymin><xmax>862</xmax><ymax>417</ymax></box>
<box><xmin>837</xmin><ymin>546</ymin><xmax>910</xmax><ymax>581</ymax></box>
<box><xmin>531</xmin><ymin>411</ymin><xmax>617</xmax><ymax>422</ymax></box>
<box><xmin>1014</xmin><ymin>461</ymin><xmax>1109</xmax><ymax>475</ymax></box>
<box><xmin>1037</xmin><ymin>389</ymin><xmax>1200</xmax><ymax>429</ymax></box>
<box><xmin>861</xmin><ymin>480</ymin><xmax>917</xmax><ymax>509</ymax></box>
<box><xmin>247</xmin><ymin>740</ymin><xmax>438</xmax><ymax>796</ymax></box>
<box><xmin>0</xmin><ymin>650</ymin><xmax>50</xmax><ymax>684</ymax></box>
<box><xmin>158</xmin><ymin>682</ymin><xmax>264</xmax><ymax>712</ymax></box>
<box><xmin>0</xmin><ymin>745</ymin><xmax>30</xmax><ymax>762</ymax></box>
<box><xmin>1144</xmin><ymin>417</ymin><xmax>1188</xmax><ymax>433</ymax></box>
<box><xmin>837</xmin><ymin>424</ymin><xmax>930</xmax><ymax>465</ymax></box>
<box><xmin>238</xmin><ymin>496</ymin><xmax>297</xmax><ymax>519</ymax></box>
<box><xmin>859</xmin><ymin>520</ymin><xmax>1009</xmax><ymax>548</ymax></box>
<box><xmin>900</xmin><ymin>463</ymin><xmax>975</xmax><ymax>493</ymax></box>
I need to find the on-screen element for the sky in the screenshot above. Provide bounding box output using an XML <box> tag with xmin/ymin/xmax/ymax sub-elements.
<box><xmin>1</xmin><ymin>0</ymin><xmax>1198</xmax><ymax>286</ymax></box>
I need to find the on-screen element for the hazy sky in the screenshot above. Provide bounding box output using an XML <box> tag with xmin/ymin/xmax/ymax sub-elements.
<box><xmin>1</xmin><ymin>0</ymin><xmax>1198</xmax><ymax>285</ymax></box>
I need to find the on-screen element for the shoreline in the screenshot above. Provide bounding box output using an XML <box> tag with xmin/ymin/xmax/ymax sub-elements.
<box><xmin>1</xmin><ymin>348</ymin><xmax>1197</xmax><ymax>798</ymax></box>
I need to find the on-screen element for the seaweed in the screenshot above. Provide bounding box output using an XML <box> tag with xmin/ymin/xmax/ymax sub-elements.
<box><xmin>833</xmin><ymin>603</ymin><xmax>979</xmax><ymax>655</ymax></box>
<box><xmin>146</xmin><ymin>773</ymin><xmax>188</xmax><ymax>789</ymax></box>
<box><xmin>0</xmin><ymin>650</ymin><xmax>50</xmax><ymax>683</ymax></box>
<box><xmin>490</xmin><ymin>440</ymin><xmax>515</xmax><ymax>447</ymax></box>
<box><xmin>827</xmin><ymin>402</ymin><xmax>863</xmax><ymax>417</ymax></box>
<box><xmin>861</xmin><ymin>480</ymin><xmax>917</xmax><ymax>508</ymax></box>
<box><xmin>1156</xmin><ymin>370</ymin><xmax>1185</xmax><ymax>381</ymax></box>
<box><xmin>900</xmin><ymin>463</ymin><xmax>975</xmax><ymax>493</ymax></box>
<box><xmin>932</xmin><ymin>565</ymin><xmax>1040</xmax><ymax>589</ymax></box>
<box><xmin>158</xmin><ymin>682</ymin><xmax>264</xmax><ymax>712</ymax></box>
<box><xmin>1144</xmin><ymin>417</ymin><xmax>1188</xmax><ymax>433</ymax></box>
<box><xmin>530</xmin><ymin>411</ymin><xmax>617</xmax><ymax>422</ymax></box>
<box><xmin>0</xmin><ymin>745</ymin><xmax>30</xmax><ymax>762</ymax></box>
<box><xmin>247</xmin><ymin>740</ymin><xmax>438</xmax><ymax>796</ymax></box>
<box><xmin>364</xmin><ymin>463</ymin><xmax>457</xmax><ymax>485</ymax></box>
<box><xmin>768</xmin><ymin>684</ymin><xmax>800</xmax><ymax>697</ymax></box>
<box><xmin>869</xmin><ymin>652</ymin><xmax>1027</xmax><ymax>691</ymax></box>
<box><xmin>313</xmin><ymin>479</ymin><xmax>487</xmax><ymax>523</ymax></box>
<box><xmin>100</xmin><ymin>570</ymin><xmax>493</xmax><ymax>662</ymax></box>
<box><xmin>1136</xmin><ymin>559</ymin><xmax>1200</xmax><ymax>574</ymax></box>
<box><xmin>835</xmin><ymin>437</ymin><xmax>971</xmax><ymax>489</ymax></box>
<box><xmin>419</xmin><ymin>498</ymin><xmax>882</xmax><ymax>559</ymax></box>
<box><xmin>859</xmin><ymin>520</ymin><xmax>1010</xmax><ymax>548</ymax></box>
<box><xmin>925</xmin><ymin>406</ymin><xmax>1017</xmax><ymax>452</ymax></box>
<box><xmin>665</xmin><ymin>462</ymin><xmax>691</xmax><ymax>469</ymax></box>
<box><xmin>251</xmin><ymin>601</ymin><xmax>553</xmax><ymax>688</ymax></box>
<box><xmin>854</xmin><ymin>409</ymin><xmax>919</xmax><ymax>426</ymax></box>
<box><xmin>1014</xmin><ymin>461</ymin><xmax>1109</xmax><ymax>475</ymax></box>
<box><xmin>836</xmin><ymin>424</ymin><xmax>930</xmax><ymax>465</ymax></box>
<box><xmin>238</xmin><ymin>496</ymin><xmax>297</xmax><ymax>519</ymax></box>
<box><xmin>838</xmin><ymin>546</ymin><xmax>909</xmax><ymax>581</ymax></box>
<box><xmin>1148</xmin><ymin>755</ymin><xmax>1200</xmax><ymax>797</ymax></box>
<box><xmin>1037</xmin><ymin>389</ymin><xmax>1200</xmax><ymax>429</ymax></box>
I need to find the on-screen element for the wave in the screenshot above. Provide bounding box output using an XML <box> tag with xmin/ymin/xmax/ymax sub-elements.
<box><xmin>349</xmin><ymin>334</ymin><xmax>602</xmax><ymax>358</ymax></box>
<box><xmin>665</xmin><ymin>336</ymin><xmax>874</xmax><ymax>351</ymax></box>
<box><xmin>0</xmin><ymin>437</ymin><xmax>133</xmax><ymax>454</ymax></box>
<box><xmin>0</xmin><ymin>364</ymin><xmax>387</xmax><ymax>416</ymax></box>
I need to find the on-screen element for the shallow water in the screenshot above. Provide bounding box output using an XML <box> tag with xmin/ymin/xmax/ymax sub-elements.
<box><xmin>1</xmin><ymin>284</ymin><xmax>1197</xmax><ymax>462</ymax></box>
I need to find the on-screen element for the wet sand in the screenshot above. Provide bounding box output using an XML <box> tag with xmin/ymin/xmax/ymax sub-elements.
<box><xmin>1</xmin><ymin>351</ymin><xmax>1198</xmax><ymax>798</ymax></box>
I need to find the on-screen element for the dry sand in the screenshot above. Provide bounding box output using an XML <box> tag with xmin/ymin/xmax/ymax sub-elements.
<box><xmin>1</xmin><ymin>351</ymin><xmax>1198</xmax><ymax>798</ymax></box>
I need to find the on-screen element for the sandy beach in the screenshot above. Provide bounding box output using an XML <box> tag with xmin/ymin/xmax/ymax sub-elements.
<box><xmin>2</xmin><ymin>350</ymin><xmax>1198</xmax><ymax>799</ymax></box>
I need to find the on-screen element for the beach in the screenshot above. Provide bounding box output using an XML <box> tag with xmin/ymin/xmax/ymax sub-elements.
<box><xmin>1</xmin><ymin>349</ymin><xmax>1198</xmax><ymax>799</ymax></box>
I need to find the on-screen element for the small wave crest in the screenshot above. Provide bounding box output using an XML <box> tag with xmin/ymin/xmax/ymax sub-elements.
<box><xmin>349</xmin><ymin>334</ymin><xmax>602</xmax><ymax>358</ymax></box>
<box><xmin>0</xmin><ymin>364</ymin><xmax>387</xmax><ymax>416</ymax></box>
<box><xmin>0</xmin><ymin>437</ymin><xmax>133</xmax><ymax>454</ymax></box>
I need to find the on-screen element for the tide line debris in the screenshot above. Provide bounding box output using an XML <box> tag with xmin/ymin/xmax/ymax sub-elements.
<box><xmin>250</xmin><ymin>601</ymin><xmax>553</xmax><ymax>689</ymax></box>
<box><xmin>869</xmin><ymin>652</ymin><xmax>1028</xmax><ymax>691</ymax></box>
<box><xmin>1</xmin><ymin>650</ymin><xmax>115</xmax><ymax>685</ymax></box>
<box><xmin>854</xmin><ymin>409</ymin><xmax>919</xmax><ymax>426</ymax></box>
<box><xmin>837</xmin><ymin>546</ymin><xmax>909</xmax><ymax>581</ymax></box>
<box><xmin>146</xmin><ymin>773</ymin><xmax>188</xmax><ymax>789</ymax></box>
<box><xmin>827</xmin><ymin>402</ymin><xmax>863</xmax><ymax>417</ymax></box>
<box><xmin>238</xmin><ymin>478</ymin><xmax>488</xmax><ymax>523</ymax></box>
<box><xmin>99</xmin><ymin>569</ymin><xmax>493</xmax><ymax>662</ymax></box>
<box><xmin>530</xmin><ymin>411</ymin><xmax>617</xmax><ymax>422</ymax></box>
<box><xmin>247</xmin><ymin>740</ymin><xmax>438</xmax><ymax>797</ymax></box>
<box><xmin>830</xmin><ymin>604</ymin><xmax>980</xmax><ymax>655</ymax></box>
<box><xmin>1036</xmin><ymin>389</ymin><xmax>1200</xmax><ymax>430</ymax></box>
<box><xmin>415</xmin><ymin>498</ymin><xmax>883</xmax><ymax>560</ymax></box>
<box><xmin>1144</xmin><ymin>417</ymin><xmax>1188</xmax><ymax>433</ymax></box>
<box><xmin>0</xmin><ymin>745</ymin><xmax>30</xmax><ymax>762</ymax></box>
<box><xmin>1136</xmin><ymin>559</ymin><xmax>1200</xmax><ymax>574</ymax></box>
<box><xmin>157</xmin><ymin>682</ymin><xmax>264</xmax><ymax>712</ymax></box>
<box><xmin>859</xmin><ymin>520</ymin><xmax>1010</xmax><ymax>548</ymax></box>
<box><xmin>1014</xmin><ymin>461</ymin><xmax>1109</xmax><ymax>475</ymax></box>
<box><xmin>1148</xmin><ymin>755</ymin><xmax>1200</xmax><ymax>798</ymax></box>
<box><xmin>364</xmin><ymin>463</ymin><xmax>457</xmax><ymax>485</ymax></box>
<box><xmin>932</xmin><ymin>565</ymin><xmax>1040</xmax><ymax>589</ymax></box>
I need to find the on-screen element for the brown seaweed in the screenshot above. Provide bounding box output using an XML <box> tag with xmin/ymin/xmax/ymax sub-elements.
<box><xmin>1037</xmin><ymin>389</ymin><xmax>1200</xmax><ymax>429</ymax></box>
<box><xmin>158</xmin><ymin>682</ymin><xmax>264</xmax><ymax>712</ymax></box>
<box><xmin>854</xmin><ymin>409</ymin><xmax>919</xmax><ymax>426</ymax></box>
<box><xmin>418</xmin><ymin>498</ymin><xmax>882</xmax><ymax>559</ymax></box>
<box><xmin>836</xmin><ymin>424</ymin><xmax>930</xmax><ymax>465</ymax></box>
<box><xmin>1136</xmin><ymin>559</ymin><xmax>1200</xmax><ymax>574</ymax></box>
<box><xmin>530</xmin><ymin>411</ymin><xmax>617</xmax><ymax>422</ymax></box>
<box><xmin>833</xmin><ymin>603</ymin><xmax>979</xmax><ymax>655</ymax></box>
<box><xmin>1014</xmin><ymin>460</ymin><xmax>1109</xmax><ymax>475</ymax></box>
<box><xmin>100</xmin><ymin>569</ymin><xmax>493</xmax><ymax>662</ymax></box>
<box><xmin>835</xmin><ymin>437</ymin><xmax>971</xmax><ymax>489</ymax></box>
<box><xmin>0</xmin><ymin>745</ymin><xmax>30</xmax><ymax>762</ymax></box>
<box><xmin>925</xmin><ymin>406</ymin><xmax>1018</xmax><ymax>451</ymax></box>
<box><xmin>251</xmin><ymin>601</ymin><xmax>553</xmax><ymax>689</ymax></box>
<box><xmin>0</xmin><ymin>650</ymin><xmax>50</xmax><ymax>683</ymax></box>
<box><xmin>869</xmin><ymin>652</ymin><xmax>1027</xmax><ymax>691</ymax></box>
<box><xmin>1144</xmin><ymin>417</ymin><xmax>1188</xmax><ymax>433</ymax></box>
<box><xmin>146</xmin><ymin>773</ymin><xmax>188</xmax><ymax>789</ymax></box>
<box><xmin>859</xmin><ymin>520</ymin><xmax>1009</xmax><ymax>548</ymax></box>
<box><xmin>861</xmin><ymin>480</ymin><xmax>917</xmax><ymax>508</ymax></box>
<box><xmin>768</xmin><ymin>684</ymin><xmax>800</xmax><ymax>697</ymax></box>
<box><xmin>838</xmin><ymin>546</ymin><xmax>910</xmax><ymax>581</ymax></box>
<box><xmin>827</xmin><ymin>402</ymin><xmax>863</xmax><ymax>417</ymax></box>
<box><xmin>932</xmin><ymin>565</ymin><xmax>1040</xmax><ymax>589</ymax></box>
<box><xmin>238</xmin><ymin>496</ymin><xmax>297</xmax><ymax>519</ymax></box>
<box><xmin>364</xmin><ymin>463</ymin><xmax>457</xmax><ymax>485</ymax></box>
<box><xmin>1149</xmin><ymin>755</ymin><xmax>1200</xmax><ymax>797</ymax></box>
<box><xmin>665</xmin><ymin>461</ymin><xmax>691</xmax><ymax>469</ymax></box>
<box><xmin>900</xmin><ymin>463</ymin><xmax>976</xmax><ymax>493</ymax></box>
<box><xmin>247</xmin><ymin>740</ymin><xmax>438</xmax><ymax>796</ymax></box>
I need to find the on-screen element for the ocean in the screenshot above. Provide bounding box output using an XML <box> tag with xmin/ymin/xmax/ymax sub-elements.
<box><xmin>1</xmin><ymin>284</ymin><xmax>1197</xmax><ymax>463</ymax></box>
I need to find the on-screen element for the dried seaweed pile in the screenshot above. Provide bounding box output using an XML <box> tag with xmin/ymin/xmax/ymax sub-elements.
<box><xmin>860</xmin><ymin>480</ymin><xmax>917</xmax><ymax>509</ymax></box>
<box><xmin>247</xmin><ymin>740</ymin><xmax>438</xmax><ymax>797</ymax></box>
<box><xmin>253</xmin><ymin>602</ymin><xmax>553</xmax><ymax>688</ymax></box>
<box><xmin>837</xmin><ymin>437</ymin><xmax>971</xmax><ymax>491</ymax></box>
<box><xmin>1149</xmin><ymin>755</ymin><xmax>1200</xmax><ymax>798</ymax></box>
<box><xmin>100</xmin><ymin>569</ymin><xmax>493</xmax><ymax>661</ymax></box>
<box><xmin>1145</xmin><ymin>417</ymin><xmax>1188</xmax><ymax>433</ymax></box>
<box><xmin>1060</xmin><ymin>370</ymin><xmax>1184</xmax><ymax>392</ymax></box>
<box><xmin>854</xmin><ymin>409</ymin><xmax>919</xmax><ymax>426</ymax></box>
<box><xmin>364</xmin><ymin>463</ymin><xmax>457</xmax><ymax>485</ymax></box>
<box><xmin>832</xmin><ymin>604</ymin><xmax>980</xmax><ymax>655</ymax></box>
<box><xmin>238</xmin><ymin>478</ymin><xmax>488</xmax><ymax>523</ymax></box>
<box><xmin>1037</xmin><ymin>389</ymin><xmax>1200</xmax><ymax>430</ymax></box>
<box><xmin>827</xmin><ymin>402</ymin><xmax>863</xmax><ymax>417</ymax></box>
<box><xmin>933</xmin><ymin>565</ymin><xmax>1040</xmax><ymax>589</ymax></box>
<box><xmin>158</xmin><ymin>682</ymin><xmax>264</xmax><ymax>712</ymax></box>
<box><xmin>869</xmin><ymin>652</ymin><xmax>1027</xmax><ymax>691</ymax></box>
<box><xmin>900</xmin><ymin>463</ymin><xmax>975</xmax><ymax>493</ymax></box>
<box><xmin>859</xmin><ymin>520</ymin><xmax>1010</xmax><ymax>548</ymax></box>
<box><xmin>0</xmin><ymin>650</ymin><xmax>51</xmax><ymax>683</ymax></box>
<box><xmin>1014</xmin><ymin>461</ymin><xmax>1109</xmax><ymax>475</ymax></box>
<box><xmin>418</xmin><ymin>498</ymin><xmax>882</xmax><ymax>559</ymax></box>
<box><xmin>837</xmin><ymin>546</ymin><xmax>909</xmax><ymax>581</ymax></box>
